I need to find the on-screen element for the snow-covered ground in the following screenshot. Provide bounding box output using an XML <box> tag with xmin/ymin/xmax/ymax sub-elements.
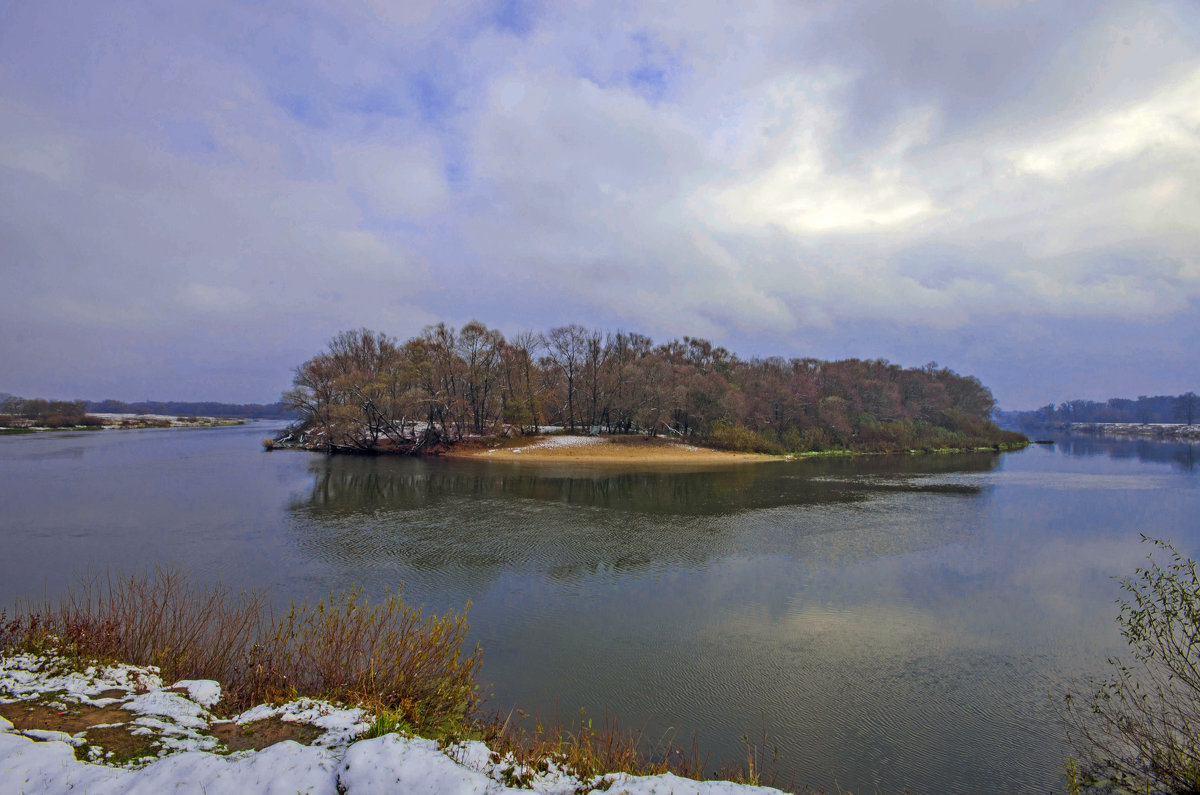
<box><xmin>87</xmin><ymin>413</ymin><xmax>243</xmax><ymax>428</ymax></box>
<box><xmin>1</xmin><ymin>652</ymin><xmax>783</xmax><ymax>795</ymax></box>
<box><xmin>1067</xmin><ymin>422</ymin><xmax>1200</xmax><ymax>440</ymax></box>
<box><xmin>87</xmin><ymin>413</ymin><xmax>191</xmax><ymax>421</ymax></box>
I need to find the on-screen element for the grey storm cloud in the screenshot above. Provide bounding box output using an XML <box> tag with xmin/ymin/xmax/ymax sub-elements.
<box><xmin>1</xmin><ymin>0</ymin><xmax>1197</xmax><ymax>407</ymax></box>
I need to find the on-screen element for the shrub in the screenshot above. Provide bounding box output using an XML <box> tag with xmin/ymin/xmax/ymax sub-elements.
<box><xmin>249</xmin><ymin>589</ymin><xmax>479</xmax><ymax>734</ymax></box>
<box><xmin>779</xmin><ymin>428</ymin><xmax>805</xmax><ymax>452</ymax></box>
<box><xmin>705</xmin><ymin>421</ymin><xmax>782</xmax><ymax>454</ymax></box>
<box><xmin>1062</xmin><ymin>537</ymin><xmax>1200</xmax><ymax>792</ymax></box>
<box><xmin>800</xmin><ymin>427</ymin><xmax>832</xmax><ymax>452</ymax></box>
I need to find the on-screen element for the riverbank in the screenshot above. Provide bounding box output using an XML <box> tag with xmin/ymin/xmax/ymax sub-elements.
<box><xmin>1066</xmin><ymin>422</ymin><xmax>1200</xmax><ymax>441</ymax></box>
<box><xmin>0</xmin><ymin>414</ymin><xmax>245</xmax><ymax>434</ymax></box>
<box><xmin>1</xmin><ymin>572</ymin><xmax>786</xmax><ymax>793</ymax></box>
<box><xmin>446</xmin><ymin>435</ymin><xmax>779</xmax><ymax>464</ymax></box>
<box><xmin>0</xmin><ymin>651</ymin><xmax>781</xmax><ymax>794</ymax></box>
<box><xmin>279</xmin><ymin>428</ymin><xmax>1029</xmax><ymax>462</ymax></box>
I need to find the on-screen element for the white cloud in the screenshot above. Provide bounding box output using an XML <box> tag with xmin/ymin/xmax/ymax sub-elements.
<box><xmin>702</xmin><ymin>78</ymin><xmax>941</xmax><ymax>235</ymax></box>
<box><xmin>333</xmin><ymin>141</ymin><xmax>450</xmax><ymax>219</ymax></box>
<box><xmin>1011</xmin><ymin>66</ymin><xmax>1200</xmax><ymax>179</ymax></box>
<box><xmin>3</xmin><ymin>0</ymin><xmax>1200</xmax><ymax>403</ymax></box>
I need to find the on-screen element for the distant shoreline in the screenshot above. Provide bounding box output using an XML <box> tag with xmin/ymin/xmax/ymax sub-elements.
<box><xmin>0</xmin><ymin>414</ymin><xmax>246</xmax><ymax>434</ymax></box>
<box><xmin>1064</xmin><ymin>422</ymin><xmax>1200</xmax><ymax>441</ymax></box>
<box><xmin>311</xmin><ymin>432</ymin><xmax>1028</xmax><ymax>463</ymax></box>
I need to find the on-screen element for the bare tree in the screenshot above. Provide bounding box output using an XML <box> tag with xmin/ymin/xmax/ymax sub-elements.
<box><xmin>501</xmin><ymin>330</ymin><xmax>544</xmax><ymax>433</ymax></box>
<box><xmin>458</xmin><ymin>321</ymin><xmax>504</xmax><ymax>434</ymax></box>
<box><xmin>545</xmin><ymin>324</ymin><xmax>588</xmax><ymax>431</ymax></box>
<box><xmin>582</xmin><ymin>328</ymin><xmax>609</xmax><ymax>431</ymax></box>
<box><xmin>1176</xmin><ymin>391</ymin><xmax>1199</xmax><ymax>426</ymax></box>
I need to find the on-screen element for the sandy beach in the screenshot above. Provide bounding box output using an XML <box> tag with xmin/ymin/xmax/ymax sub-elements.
<box><xmin>445</xmin><ymin>434</ymin><xmax>779</xmax><ymax>464</ymax></box>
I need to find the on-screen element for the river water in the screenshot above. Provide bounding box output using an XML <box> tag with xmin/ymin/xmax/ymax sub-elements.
<box><xmin>2</xmin><ymin>422</ymin><xmax>1197</xmax><ymax>792</ymax></box>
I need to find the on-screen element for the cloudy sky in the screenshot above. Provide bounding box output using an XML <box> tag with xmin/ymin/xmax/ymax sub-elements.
<box><xmin>2</xmin><ymin>1</ymin><xmax>1197</xmax><ymax>409</ymax></box>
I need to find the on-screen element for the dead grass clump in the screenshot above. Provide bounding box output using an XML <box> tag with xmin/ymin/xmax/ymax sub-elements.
<box><xmin>475</xmin><ymin>709</ymin><xmax>784</xmax><ymax>790</ymax></box>
<box><xmin>495</xmin><ymin>710</ymin><xmax>690</xmax><ymax>782</ymax></box>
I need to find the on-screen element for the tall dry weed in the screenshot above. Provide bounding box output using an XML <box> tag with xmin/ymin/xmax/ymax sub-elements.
<box><xmin>1</xmin><ymin>569</ymin><xmax>479</xmax><ymax>731</ymax></box>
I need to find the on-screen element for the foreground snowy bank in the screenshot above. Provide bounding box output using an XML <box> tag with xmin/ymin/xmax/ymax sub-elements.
<box><xmin>0</xmin><ymin>653</ymin><xmax>783</xmax><ymax>795</ymax></box>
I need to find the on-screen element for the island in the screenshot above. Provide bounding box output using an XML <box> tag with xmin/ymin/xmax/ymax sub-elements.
<box><xmin>273</xmin><ymin>324</ymin><xmax>1027</xmax><ymax>458</ymax></box>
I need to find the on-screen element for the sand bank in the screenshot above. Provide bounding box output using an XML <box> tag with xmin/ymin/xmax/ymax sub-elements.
<box><xmin>445</xmin><ymin>434</ymin><xmax>779</xmax><ymax>464</ymax></box>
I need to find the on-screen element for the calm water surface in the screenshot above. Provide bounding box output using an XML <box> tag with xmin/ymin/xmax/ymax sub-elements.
<box><xmin>2</xmin><ymin>423</ymin><xmax>1198</xmax><ymax>793</ymax></box>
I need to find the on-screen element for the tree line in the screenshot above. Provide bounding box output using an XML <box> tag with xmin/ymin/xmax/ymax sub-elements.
<box><xmin>85</xmin><ymin>399</ymin><xmax>296</xmax><ymax>419</ymax></box>
<box><xmin>282</xmin><ymin>324</ymin><xmax>1024</xmax><ymax>454</ymax></box>
<box><xmin>997</xmin><ymin>392</ymin><xmax>1200</xmax><ymax>427</ymax></box>
<box><xmin>0</xmin><ymin>393</ymin><xmax>297</xmax><ymax>428</ymax></box>
<box><xmin>0</xmin><ymin>395</ymin><xmax>97</xmax><ymax>427</ymax></box>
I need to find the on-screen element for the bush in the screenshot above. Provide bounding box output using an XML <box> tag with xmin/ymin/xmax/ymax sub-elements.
<box><xmin>250</xmin><ymin>589</ymin><xmax>479</xmax><ymax>734</ymax></box>
<box><xmin>1062</xmin><ymin>537</ymin><xmax>1200</xmax><ymax>792</ymax></box>
<box><xmin>800</xmin><ymin>427</ymin><xmax>833</xmax><ymax>452</ymax></box>
<box><xmin>704</xmin><ymin>421</ymin><xmax>782</xmax><ymax>454</ymax></box>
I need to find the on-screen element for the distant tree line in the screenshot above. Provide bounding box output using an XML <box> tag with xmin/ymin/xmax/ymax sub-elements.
<box><xmin>997</xmin><ymin>392</ymin><xmax>1200</xmax><ymax>428</ymax></box>
<box><xmin>282</xmin><ymin>324</ymin><xmax>1024</xmax><ymax>454</ymax></box>
<box><xmin>0</xmin><ymin>395</ymin><xmax>99</xmax><ymax>427</ymax></box>
<box><xmin>0</xmin><ymin>393</ymin><xmax>297</xmax><ymax>428</ymax></box>
<box><xmin>84</xmin><ymin>399</ymin><xmax>297</xmax><ymax>419</ymax></box>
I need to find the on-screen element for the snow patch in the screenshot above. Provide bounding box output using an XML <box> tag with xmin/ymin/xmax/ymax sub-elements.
<box><xmin>122</xmin><ymin>689</ymin><xmax>221</xmax><ymax>754</ymax></box>
<box><xmin>233</xmin><ymin>699</ymin><xmax>371</xmax><ymax>748</ymax></box>
<box><xmin>0</xmin><ymin>652</ymin><xmax>162</xmax><ymax>704</ymax></box>
<box><xmin>170</xmin><ymin>680</ymin><xmax>221</xmax><ymax>708</ymax></box>
<box><xmin>498</xmin><ymin>435</ymin><xmax>607</xmax><ymax>454</ymax></box>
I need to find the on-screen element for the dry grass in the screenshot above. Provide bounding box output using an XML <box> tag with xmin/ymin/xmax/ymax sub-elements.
<box><xmin>1</xmin><ymin>569</ymin><xmax>262</xmax><ymax>684</ymax></box>
<box><xmin>479</xmin><ymin>708</ymin><xmax>702</xmax><ymax>783</ymax></box>
<box><xmin>473</xmin><ymin>708</ymin><xmax>787</xmax><ymax>790</ymax></box>
<box><xmin>0</xmin><ymin>569</ymin><xmax>479</xmax><ymax>731</ymax></box>
<box><xmin>0</xmin><ymin>569</ymin><xmax>791</xmax><ymax>789</ymax></box>
<box><xmin>248</xmin><ymin>589</ymin><xmax>479</xmax><ymax>734</ymax></box>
